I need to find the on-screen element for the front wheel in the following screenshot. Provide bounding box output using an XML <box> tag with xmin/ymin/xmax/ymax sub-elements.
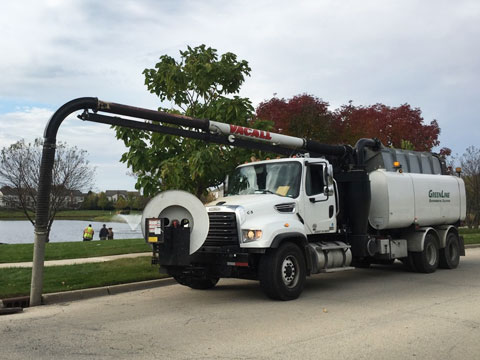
<box><xmin>439</xmin><ymin>231</ymin><xmax>460</xmax><ymax>269</ymax></box>
<box><xmin>259</xmin><ymin>242</ymin><xmax>306</xmax><ymax>301</ymax></box>
<box><xmin>413</xmin><ymin>234</ymin><xmax>439</xmax><ymax>273</ymax></box>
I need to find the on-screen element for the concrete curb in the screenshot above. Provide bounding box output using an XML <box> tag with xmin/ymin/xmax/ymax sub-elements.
<box><xmin>465</xmin><ymin>244</ymin><xmax>480</xmax><ymax>249</ymax></box>
<box><xmin>41</xmin><ymin>278</ymin><xmax>176</xmax><ymax>305</ymax></box>
<box><xmin>0</xmin><ymin>307</ymin><xmax>23</xmax><ymax>315</ymax></box>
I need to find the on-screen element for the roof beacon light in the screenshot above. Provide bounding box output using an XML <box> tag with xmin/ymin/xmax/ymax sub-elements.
<box><xmin>393</xmin><ymin>161</ymin><xmax>402</xmax><ymax>173</ymax></box>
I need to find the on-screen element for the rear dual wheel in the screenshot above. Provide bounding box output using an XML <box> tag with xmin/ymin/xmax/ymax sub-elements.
<box><xmin>439</xmin><ymin>232</ymin><xmax>460</xmax><ymax>269</ymax></box>
<box><xmin>411</xmin><ymin>232</ymin><xmax>460</xmax><ymax>273</ymax></box>
<box><xmin>413</xmin><ymin>234</ymin><xmax>439</xmax><ymax>273</ymax></box>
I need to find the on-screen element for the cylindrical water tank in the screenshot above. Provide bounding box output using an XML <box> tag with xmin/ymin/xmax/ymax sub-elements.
<box><xmin>368</xmin><ymin>170</ymin><xmax>466</xmax><ymax>230</ymax></box>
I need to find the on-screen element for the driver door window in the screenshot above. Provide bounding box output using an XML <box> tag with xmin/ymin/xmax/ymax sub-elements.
<box><xmin>303</xmin><ymin>162</ymin><xmax>336</xmax><ymax>233</ymax></box>
<box><xmin>306</xmin><ymin>164</ymin><xmax>325</xmax><ymax>196</ymax></box>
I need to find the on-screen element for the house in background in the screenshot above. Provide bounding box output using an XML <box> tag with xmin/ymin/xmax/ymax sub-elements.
<box><xmin>0</xmin><ymin>186</ymin><xmax>86</xmax><ymax>209</ymax></box>
<box><xmin>105</xmin><ymin>190</ymin><xmax>140</xmax><ymax>202</ymax></box>
<box><xmin>0</xmin><ymin>186</ymin><xmax>23</xmax><ymax>208</ymax></box>
<box><xmin>64</xmin><ymin>189</ymin><xmax>86</xmax><ymax>209</ymax></box>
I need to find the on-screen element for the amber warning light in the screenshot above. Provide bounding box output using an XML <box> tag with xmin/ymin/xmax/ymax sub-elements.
<box><xmin>393</xmin><ymin>161</ymin><xmax>403</xmax><ymax>173</ymax></box>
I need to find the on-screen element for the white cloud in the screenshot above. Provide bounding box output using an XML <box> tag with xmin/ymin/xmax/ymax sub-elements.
<box><xmin>0</xmin><ymin>107</ymin><xmax>53</xmax><ymax>147</ymax></box>
<box><xmin>0</xmin><ymin>107</ymin><xmax>136</xmax><ymax>191</ymax></box>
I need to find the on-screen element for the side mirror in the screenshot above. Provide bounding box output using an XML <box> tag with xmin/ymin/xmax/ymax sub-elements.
<box><xmin>322</xmin><ymin>165</ymin><xmax>328</xmax><ymax>191</ymax></box>
<box><xmin>325</xmin><ymin>164</ymin><xmax>334</xmax><ymax>196</ymax></box>
<box><xmin>327</xmin><ymin>164</ymin><xmax>333</xmax><ymax>177</ymax></box>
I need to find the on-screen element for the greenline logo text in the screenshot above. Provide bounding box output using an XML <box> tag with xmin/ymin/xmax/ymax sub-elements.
<box><xmin>428</xmin><ymin>190</ymin><xmax>450</xmax><ymax>203</ymax></box>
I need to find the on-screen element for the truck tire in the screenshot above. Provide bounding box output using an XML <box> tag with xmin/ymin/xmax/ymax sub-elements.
<box><xmin>174</xmin><ymin>276</ymin><xmax>219</xmax><ymax>290</ymax></box>
<box><xmin>259</xmin><ymin>242</ymin><xmax>306</xmax><ymax>301</ymax></box>
<box><xmin>439</xmin><ymin>232</ymin><xmax>460</xmax><ymax>269</ymax></box>
<box><xmin>412</xmin><ymin>234</ymin><xmax>439</xmax><ymax>273</ymax></box>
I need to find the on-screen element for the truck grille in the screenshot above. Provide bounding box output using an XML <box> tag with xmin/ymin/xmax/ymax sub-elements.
<box><xmin>204</xmin><ymin>212</ymin><xmax>239</xmax><ymax>246</ymax></box>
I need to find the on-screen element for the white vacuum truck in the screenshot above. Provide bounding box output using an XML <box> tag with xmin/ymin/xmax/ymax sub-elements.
<box><xmin>141</xmin><ymin>118</ymin><xmax>466</xmax><ymax>300</ymax></box>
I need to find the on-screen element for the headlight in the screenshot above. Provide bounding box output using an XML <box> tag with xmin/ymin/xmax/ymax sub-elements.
<box><xmin>242</xmin><ymin>229</ymin><xmax>263</xmax><ymax>243</ymax></box>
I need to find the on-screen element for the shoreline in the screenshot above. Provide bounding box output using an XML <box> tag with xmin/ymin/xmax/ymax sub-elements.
<box><xmin>0</xmin><ymin>209</ymin><xmax>142</xmax><ymax>222</ymax></box>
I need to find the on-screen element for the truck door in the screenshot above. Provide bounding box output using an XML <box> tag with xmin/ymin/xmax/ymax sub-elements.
<box><xmin>303</xmin><ymin>162</ymin><xmax>337</xmax><ymax>234</ymax></box>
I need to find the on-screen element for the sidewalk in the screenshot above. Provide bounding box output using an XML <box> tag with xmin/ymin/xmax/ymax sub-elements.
<box><xmin>0</xmin><ymin>252</ymin><xmax>152</xmax><ymax>269</ymax></box>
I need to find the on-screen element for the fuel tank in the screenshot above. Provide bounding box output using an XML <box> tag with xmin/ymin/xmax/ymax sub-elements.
<box><xmin>368</xmin><ymin>170</ymin><xmax>466</xmax><ymax>230</ymax></box>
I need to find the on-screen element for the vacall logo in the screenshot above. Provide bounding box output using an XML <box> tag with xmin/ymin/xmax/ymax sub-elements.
<box><xmin>428</xmin><ymin>189</ymin><xmax>451</xmax><ymax>203</ymax></box>
<box><xmin>229</xmin><ymin>125</ymin><xmax>272</xmax><ymax>140</ymax></box>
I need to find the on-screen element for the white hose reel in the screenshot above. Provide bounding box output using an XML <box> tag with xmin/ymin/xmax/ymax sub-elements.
<box><xmin>141</xmin><ymin>190</ymin><xmax>210</xmax><ymax>254</ymax></box>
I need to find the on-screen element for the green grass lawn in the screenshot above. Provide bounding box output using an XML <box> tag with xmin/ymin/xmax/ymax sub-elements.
<box><xmin>0</xmin><ymin>238</ymin><xmax>150</xmax><ymax>263</ymax></box>
<box><xmin>0</xmin><ymin>209</ymin><xmax>34</xmax><ymax>220</ymax></box>
<box><xmin>459</xmin><ymin>228</ymin><xmax>480</xmax><ymax>245</ymax></box>
<box><xmin>0</xmin><ymin>257</ymin><xmax>168</xmax><ymax>298</ymax></box>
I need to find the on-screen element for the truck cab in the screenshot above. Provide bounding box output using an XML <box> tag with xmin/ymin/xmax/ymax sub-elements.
<box><xmin>206</xmin><ymin>157</ymin><xmax>337</xmax><ymax>249</ymax></box>
<box><xmin>154</xmin><ymin>157</ymin><xmax>351</xmax><ymax>300</ymax></box>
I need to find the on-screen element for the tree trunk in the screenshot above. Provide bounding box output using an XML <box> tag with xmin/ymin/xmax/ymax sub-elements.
<box><xmin>46</xmin><ymin>219</ymin><xmax>54</xmax><ymax>243</ymax></box>
<box><xmin>195</xmin><ymin>185</ymin><xmax>204</xmax><ymax>201</ymax></box>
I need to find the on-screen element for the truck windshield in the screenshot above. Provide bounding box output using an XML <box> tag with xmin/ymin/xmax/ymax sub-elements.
<box><xmin>226</xmin><ymin>161</ymin><xmax>302</xmax><ymax>198</ymax></box>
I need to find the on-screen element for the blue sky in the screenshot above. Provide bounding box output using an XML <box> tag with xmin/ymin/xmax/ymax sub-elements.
<box><xmin>1</xmin><ymin>0</ymin><xmax>479</xmax><ymax>191</ymax></box>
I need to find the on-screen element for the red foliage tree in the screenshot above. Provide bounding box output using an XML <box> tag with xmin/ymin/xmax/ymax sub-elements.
<box><xmin>256</xmin><ymin>94</ymin><xmax>336</xmax><ymax>143</ymax></box>
<box><xmin>256</xmin><ymin>94</ymin><xmax>442</xmax><ymax>152</ymax></box>
<box><xmin>439</xmin><ymin>147</ymin><xmax>452</xmax><ymax>157</ymax></box>
<box><xmin>334</xmin><ymin>102</ymin><xmax>440</xmax><ymax>151</ymax></box>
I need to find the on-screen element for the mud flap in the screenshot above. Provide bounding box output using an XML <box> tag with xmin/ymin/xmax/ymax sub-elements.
<box><xmin>459</xmin><ymin>235</ymin><xmax>466</xmax><ymax>256</ymax></box>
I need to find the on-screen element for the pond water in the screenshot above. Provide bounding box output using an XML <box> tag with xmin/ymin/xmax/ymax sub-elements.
<box><xmin>0</xmin><ymin>220</ymin><xmax>143</xmax><ymax>244</ymax></box>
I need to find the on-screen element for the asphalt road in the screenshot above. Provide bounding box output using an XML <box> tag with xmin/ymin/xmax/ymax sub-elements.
<box><xmin>2</xmin><ymin>248</ymin><xmax>480</xmax><ymax>360</ymax></box>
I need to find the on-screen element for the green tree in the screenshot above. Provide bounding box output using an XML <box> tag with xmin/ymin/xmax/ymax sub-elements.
<box><xmin>116</xmin><ymin>45</ymin><xmax>267</xmax><ymax>198</ymax></box>
<box><xmin>459</xmin><ymin>146</ymin><xmax>480</xmax><ymax>228</ymax></box>
<box><xmin>132</xmin><ymin>195</ymin><xmax>149</xmax><ymax>210</ymax></box>
<box><xmin>400</xmin><ymin>140</ymin><xmax>415</xmax><ymax>151</ymax></box>
<box><xmin>81</xmin><ymin>191</ymin><xmax>98</xmax><ymax>210</ymax></box>
<box><xmin>126</xmin><ymin>193</ymin><xmax>138</xmax><ymax>210</ymax></box>
<box><xmin>97</xmin><ymin>192</ymin><xmax>110</xmax><ymax>210</ymax></box>
<box><xmin>115</xmin><ymin>197</ymin><xmax>128</xmax><ymax>212</ymax></box>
